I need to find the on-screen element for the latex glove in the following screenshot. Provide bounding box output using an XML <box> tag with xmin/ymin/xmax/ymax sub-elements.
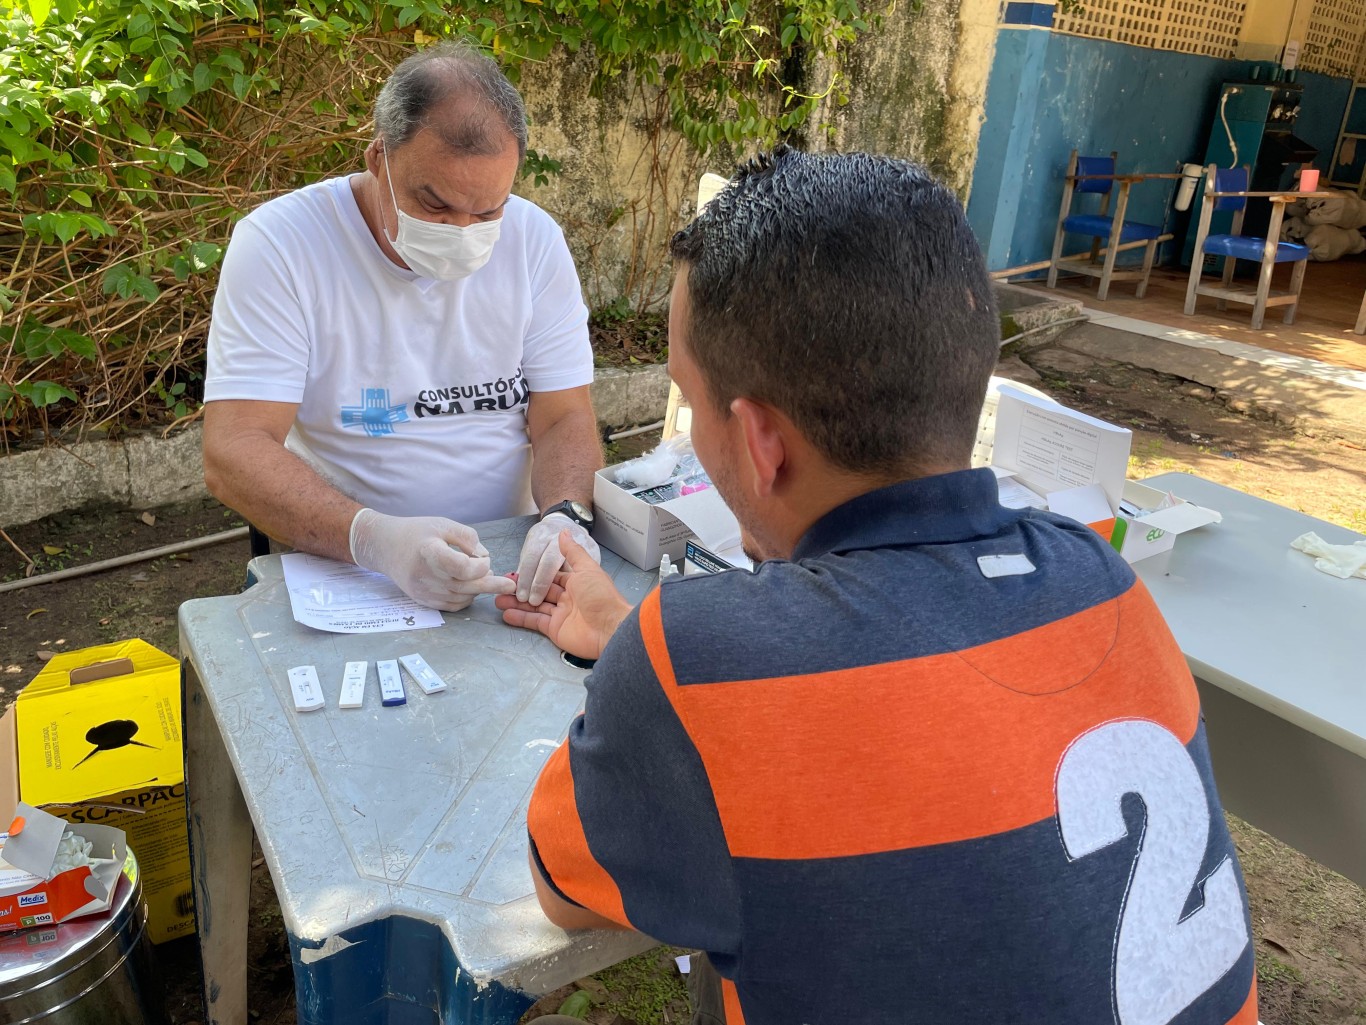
<box><xmin>1290</xmin><ymin>531</ymin><xmax>1366</xmax><ymax>579</ymax></box>
<box><xmin>497</xmin><ymin>532</ymin><xmax>631</xmax><ymax>660</ymax></box>
<box><xmin>516</xmin><ymin>512</ymin><xmax>601</xmax><ymax>605</ymax></box>
<box><xmin>349</xmin><ymin>508</ymin><xmax>515</xmax><ymax>611</ymax></box>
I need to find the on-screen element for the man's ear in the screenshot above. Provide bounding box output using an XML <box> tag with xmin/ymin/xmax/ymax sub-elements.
<box><xmin>732</xmin><ymin>397</ymin><xmax>787</xmax><ymax>499</ymax></box>
<box><xmin>363</xmin><ymin>138</ymin><xmax>383</xmax><ymax>177</ymax></box>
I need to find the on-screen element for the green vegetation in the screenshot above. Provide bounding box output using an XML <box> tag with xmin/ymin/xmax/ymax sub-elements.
<box><xmin>591</xmin><ymin>946</ymin><xmax>690</xmax><ymax>1024</ymax></box>
<box><xmin>1</xmin><ymin>0</ymin><xmax>879</xmax><ymax>439</ymax></box>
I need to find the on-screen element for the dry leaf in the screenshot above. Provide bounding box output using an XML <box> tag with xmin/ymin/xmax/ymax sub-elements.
<box><xmin>36</xmin><ymin>650</ymin><xmax>57</xmax><ymax>662</ymax></box>
<box><xmin>1261</xmin><ymin>932</ymin><xmax>1297</xmax><ymax>956</ymax></box>
<box><xmin>140</xmin><ymin>511</ymin><xmax>157</xmax><ymax>526</ymax></box>
<box><xmin>42</xmin><ymin>544</ymin><xmax>64</xmax><ymax>556</ymax></box>
<box><xmin>26</xmin><ymin>608</ymin><xmax>47</xmax><ymax>619</ymax></box>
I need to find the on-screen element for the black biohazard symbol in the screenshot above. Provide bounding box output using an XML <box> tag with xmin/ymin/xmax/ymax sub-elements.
<box><xmin>73</xmin><ymin>719</ymin><xmax>158</xmax><ymax>768</ymax></box>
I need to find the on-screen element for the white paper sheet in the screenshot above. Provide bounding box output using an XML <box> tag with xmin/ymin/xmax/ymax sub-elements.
<box><xmin>993</xmin><ymin>386</ymin><xmax>1132</xmax><ymax>508</ymax></box>
<box><xmin>281</xmin><ymin>553</ymin><xmax>444</xmax><ymax>633</ymax></box>
<box><xmin>663</xmin><ymin>486</ymin><xmax>743</xmax><ymax>553</ymax></box>
<box><xmin>995</xmin><ymin>475</ymin><xmax>1048</xmax><ymax>510</ymax></box>
<box><xmin>1046</xmin><ymin>483</ymin><xmax>1115</xmax><ymax>526</ymax></box>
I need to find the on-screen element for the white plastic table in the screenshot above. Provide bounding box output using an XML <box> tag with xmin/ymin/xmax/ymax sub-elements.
<box><xmin>179</xmin><ymin>516</ymin><xmax>657</xmax><ymax>1025</ymax></box>
<box><xmin>1133</xmin><ymin>473</ymin><xmax>1366</xmax><ymax>886</ymax></box>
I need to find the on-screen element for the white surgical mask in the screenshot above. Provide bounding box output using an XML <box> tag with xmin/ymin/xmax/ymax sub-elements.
<box><xmin>382</xmin><ymin>149</ymin><xmax>501</xmax><ymax>281</ymax></box>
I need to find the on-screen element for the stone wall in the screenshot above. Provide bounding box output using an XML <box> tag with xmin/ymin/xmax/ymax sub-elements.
<box><xmin>817</xmin><ymin>0</ymin><xmax>999</xmax><ymax>198</ymax></box>
<box><xmin>514</xmin><ymin>0</ymin><xmax>996</xmax><ymax>304</ymax></box>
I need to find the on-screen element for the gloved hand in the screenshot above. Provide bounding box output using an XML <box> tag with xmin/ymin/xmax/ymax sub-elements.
<box><xmin>349</xmin><ymin>508</ymin><xmax>515</xmax><ymax>611</ymax></box>
<box><xmin>517</xmin><ymin>512</ymin><xmax>600</xmax><ymax>605</ymax></box>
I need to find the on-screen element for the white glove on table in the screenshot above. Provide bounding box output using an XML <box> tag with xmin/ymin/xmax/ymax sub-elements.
<box><xmin>517</xmin><ymin>513</ymin><xmax>601</xmax><ymax>605</ymax></box>
<box><xmin>349</xmin><ymin>509</ymin><xmax>515</xmax><ymax>611</ymax></box>
<box><xmin>1290</xmin><ymin>531</ymin><xmax>1366</xmax><ymax>580</ymax></box>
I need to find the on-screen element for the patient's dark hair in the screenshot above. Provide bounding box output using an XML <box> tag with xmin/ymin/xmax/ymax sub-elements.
<box><xmin>669</xmin><ymin>146</ymin><xmax>999</xmax><ymax>476</ymax></box>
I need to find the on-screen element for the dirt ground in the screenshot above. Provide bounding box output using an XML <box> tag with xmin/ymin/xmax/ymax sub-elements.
<box><xmin>0</xmin><ymin>345</ymin><xmax>1363</xmax><ymax>1024</ymax></box>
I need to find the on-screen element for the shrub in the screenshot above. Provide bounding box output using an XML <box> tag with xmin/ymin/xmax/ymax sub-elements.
<box><xmin>0</xmin><ymin>0</ymin><xmax>875</xmax><ymax>441</ymax></box>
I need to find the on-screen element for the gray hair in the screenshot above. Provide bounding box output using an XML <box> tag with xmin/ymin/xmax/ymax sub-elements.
<box><xmin>373</xmin><ymin>41</ymin><xmax>527</xmax><ymax>161</ymax></box>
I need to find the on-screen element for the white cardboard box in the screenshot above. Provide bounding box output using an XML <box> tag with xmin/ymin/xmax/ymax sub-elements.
<box><xmin>990</xmin><ymin>388</ymin><xmax>1219</xmax><ymax>563</ymax></box>
<box><xmin>592</xmin><ymin>465</ymin><xmax>741</xmax><ymax>572</ymax></box>
<box><xmin>1113</xmin><ymin>481</ymin><xmax>1222</xmax><ymax>563</ymax></box>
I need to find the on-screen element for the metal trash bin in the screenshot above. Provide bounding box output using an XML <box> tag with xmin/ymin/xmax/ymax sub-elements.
<box><xmin>0</xmin><ymin>848</ymin><xmax>168</xmax><ymax>1025</ymax></box>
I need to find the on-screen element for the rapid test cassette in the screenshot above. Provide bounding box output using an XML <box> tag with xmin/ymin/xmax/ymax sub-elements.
<box><xmin>288</xmin><ymin>665</ymin><xmax>325</xmax><ymax>712</ymax></box>
<box><xmin>377</xmin><ymin>659</ymin><xmax>406</xmax><ymax>707</ymax></box>
<box><xmin>398</xmin><ymin>653</ymin><xmax>448</xmax><ymax>695</ymax></box>
<box><xmin>339</xmin><ymin>661</ymin><xmax>367</xmax><ymax>709</ymax></box>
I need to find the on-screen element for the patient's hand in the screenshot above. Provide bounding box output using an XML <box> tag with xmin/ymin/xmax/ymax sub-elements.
<box><xmin>496</xmin><ymin>532</ymin><xmax>632</xmax><ymax>660</ymax></box>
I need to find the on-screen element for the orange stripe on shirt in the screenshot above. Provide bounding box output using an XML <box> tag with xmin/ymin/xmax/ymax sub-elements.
<box><xmin>639</xmin><ymin>588</ymin><xmax>678</xmax><ymax>689</ymax></box>
<box><xmin>1227</xmin><ymin>977</ymin><xmax>1259</xmax><ymax>1025</ymax></box>
<box><xmin>527</xmin><ymin>733</ymin><xmax>632</xmax><ymax>927</ymax></box>
<box><xmin>721</xmin><ymin>978</ymin><xmax>746</xmax><ymax>1025</ymax></box>
<box><xmin>649</xmin><ymin>580</ymin><xmax>1199</xmax><ymax>860</ymax></box>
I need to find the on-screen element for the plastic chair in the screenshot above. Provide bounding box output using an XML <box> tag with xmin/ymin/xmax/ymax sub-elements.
<box><xmin>1047</xmin><ymin>151</ymin><xmax>1167</xmax><ymax>300</ymax></box>
<box><xmin>972</xmin><ymin>376</ymin><xmax>1055</xmax><ymax>468</ymax></box>
<box><xmin>1184</xmin><ymin>164</ymin><xmax>1311</xmax><ymax>330</ymax></box>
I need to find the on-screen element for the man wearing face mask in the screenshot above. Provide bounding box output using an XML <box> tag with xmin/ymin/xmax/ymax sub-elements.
<box><xmin>202</xmin><ymin>41</ymin><xmax>602</xmax><ymax>610</ymax></box>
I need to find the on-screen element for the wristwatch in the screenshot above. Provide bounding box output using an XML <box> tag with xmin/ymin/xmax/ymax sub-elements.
<box><xmin>542</xmin><ymin>499</ymin><xmax>594</xmax><ymax>528</ymax></box>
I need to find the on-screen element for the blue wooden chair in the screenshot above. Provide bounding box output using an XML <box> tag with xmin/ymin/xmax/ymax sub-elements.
<box><xmin>1184</xmin><ymin>164</ymin><xmax>1311</xmax><ymax>330</ymax></box>
<box><xmin>1047</xmin><ymin>150</ymin><xmax>1168</xmax><ymax>300</ymax></box>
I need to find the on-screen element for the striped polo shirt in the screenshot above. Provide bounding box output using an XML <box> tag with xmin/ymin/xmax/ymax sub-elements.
<box><xmin>528</xmin><ymin>468</ymin><xmax>1257</xmax><ymax>1025</ymax></box>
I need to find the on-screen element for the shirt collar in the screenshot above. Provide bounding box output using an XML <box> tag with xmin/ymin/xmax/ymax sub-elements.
<box><xmin>792</xmin><ymin>468</ymin><xmax>1015</xmax><ymax>560</ymax></box>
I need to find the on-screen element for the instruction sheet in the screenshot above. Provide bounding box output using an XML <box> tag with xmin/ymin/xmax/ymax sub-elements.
<box><xmin>281</xmin><ymin>553</ymin><xmax>443</xmax><ymax>633</ymax></box>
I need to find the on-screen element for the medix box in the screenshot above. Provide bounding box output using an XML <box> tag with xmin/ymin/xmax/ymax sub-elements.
<box><xmin>9</xmin><ymin>640</ymin><xmax>193</xmax><ymax>943</ymax></box>
<box><xmin>0</xmin><ymin>803</ymin><xmax>127</xmax><ymax>933</ymax></box>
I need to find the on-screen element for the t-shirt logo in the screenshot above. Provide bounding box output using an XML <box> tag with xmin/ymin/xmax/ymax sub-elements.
<box><xmin>341</xmin><ymin>388</ymin><xmax>409</xmax><ymax>437</ymax></box>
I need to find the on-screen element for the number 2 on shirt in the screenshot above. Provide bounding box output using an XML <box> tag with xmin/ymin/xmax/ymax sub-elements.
<box><xmin>1056</xmin><ymin>720</ymin><xmax>1249</xmax><ymax>1025</ymax></box>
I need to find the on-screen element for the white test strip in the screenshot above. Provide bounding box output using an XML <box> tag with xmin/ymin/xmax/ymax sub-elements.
<box><xmin>339</xmin><ymin>661</ymin><xmax>368</xmax><ymax>709</ymax></box>
<box><xmin>287</xmin><ymin>665</ymin><xmax>325</xmax><ymax>712</ymax></box>
<box><xmin>377</xmin><ymin>659</ymin><xmax>406</xmax><ymax>707</ymax></box>
<box><xmin>398</xmin><ymin>653</ymin><xmax>447</xmax><ymax>695</ymax></box>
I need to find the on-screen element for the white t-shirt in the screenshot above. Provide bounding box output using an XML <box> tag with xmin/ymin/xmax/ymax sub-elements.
<box><xmin>205</xmin><ymin>176</ymin><xmax>593</xmax><ymax>523</ymax></box>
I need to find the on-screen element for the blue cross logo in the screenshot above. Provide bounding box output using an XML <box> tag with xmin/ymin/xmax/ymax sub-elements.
<box><xmin>340</xmin><ymin>388</ymin><xmax>409</xmax><ymax>437</ymax></box>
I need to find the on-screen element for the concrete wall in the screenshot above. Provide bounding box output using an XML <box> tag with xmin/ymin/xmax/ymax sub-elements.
<box><xmin>967</xmin><ymin>13</ymin><xmax>1354</xmax><ymax>273</ymax></box>
<box><xmin>515</xmin><ymin>0</ymin><xmax>995</xmax><ymax>306</ymax></box>
<box><xmin>820</xmin><ymin>0</ymin><xmax>1000</xmax><ymax>198</ymax></box>
<box><xmin>515</xmin><ymin>51</ymin><xmax>707</xmax><ymax>309</ymax></box>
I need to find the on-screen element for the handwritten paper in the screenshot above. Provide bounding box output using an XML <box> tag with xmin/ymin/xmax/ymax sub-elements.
<box><xmin>281</xmin><ymin>554</ymin><xmax>443</xmax><ymax>633</ymax></box>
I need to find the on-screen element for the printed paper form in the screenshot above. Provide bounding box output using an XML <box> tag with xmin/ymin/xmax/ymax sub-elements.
<box><xmin>992</xmin><ymin>387</ymin><xmax>1132</xmax><ymax>508</ymax></box>
<box><xmin>281</xmin><ymin>553</ymin><xmax>443</xmax><ymax>633</ymax></box>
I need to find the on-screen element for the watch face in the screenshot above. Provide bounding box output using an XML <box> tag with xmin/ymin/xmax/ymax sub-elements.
<box><xmin>548</xmin><ymin>500</ymin><xmax>593</xmax><ymax>526</ymax></box>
